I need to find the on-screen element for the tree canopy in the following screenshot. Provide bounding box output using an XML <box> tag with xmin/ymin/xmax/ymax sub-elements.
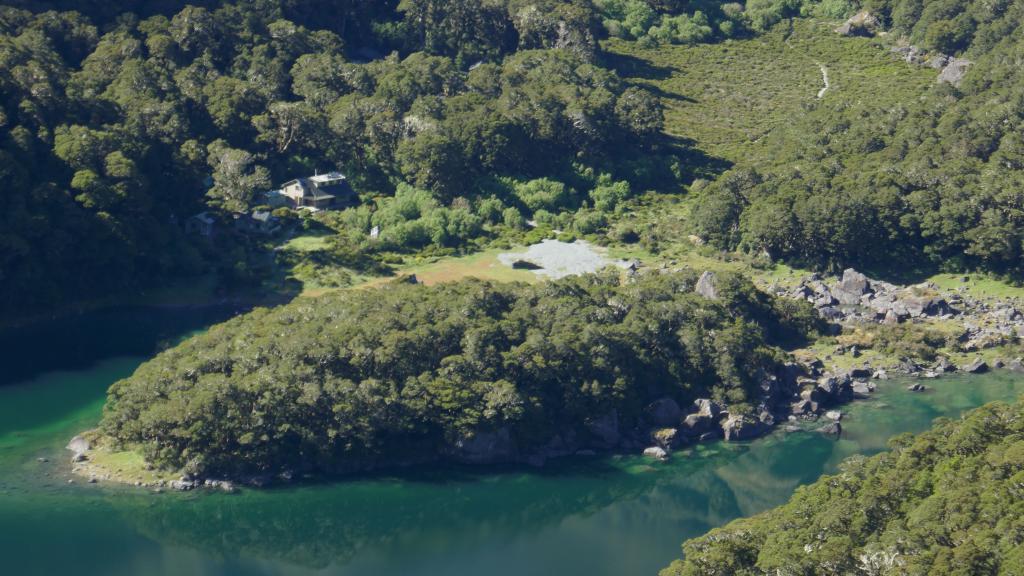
<box><xmin>100</xmin><ymin>270</ymin><xmax>818</xmax><ymax>478</ymax></box>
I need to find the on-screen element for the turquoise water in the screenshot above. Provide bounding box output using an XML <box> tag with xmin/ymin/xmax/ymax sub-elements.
<box><xmin>2</xmin><ymin>308</ymin><xmax>1022</xmax><ymax>576</ymax></box>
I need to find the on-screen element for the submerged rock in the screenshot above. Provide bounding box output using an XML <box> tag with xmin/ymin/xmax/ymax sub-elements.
<box><xmin>816</xmin><ymin>422</ymin><xmax>842</xmax><ymax>437</ymax></box>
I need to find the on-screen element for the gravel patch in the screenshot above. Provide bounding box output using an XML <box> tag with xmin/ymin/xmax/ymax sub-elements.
<box><xmin>498</xmin><ymin>240</ymin><xmax>630</xmax><ymax>279</ymax></box>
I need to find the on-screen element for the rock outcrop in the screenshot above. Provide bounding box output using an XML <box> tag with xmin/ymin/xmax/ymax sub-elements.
<box><xmin>645</xmin><ymin>397</ymin><xmax>682</xmax><ymax>427</ymax></box>
<box><xmin>449</xmin><ymin>428</ymin><xmax>514</xmax><ymax>463</ymax></box>
<box><xmin>721</xmin><ymin>414</ymin><xmax>768</xmax><ymax>441</ymax></box>
<box><xmin>695</xmin><ymin>271</ymin><xmax>719</xmax><ymax>300</ymax></box>
<box><xmin>835</xmin><ymin>11</ymin><xmax>880</xmax><ymax>36</ymax></box>
<box><xmin>938</xmin><ymin>58</ymin><xmax>972</xmax><ymax>86</ymax></box>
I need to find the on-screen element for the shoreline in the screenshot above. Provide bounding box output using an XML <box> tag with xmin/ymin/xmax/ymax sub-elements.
<box><xmin>69</xmin><ymin>359</ymin><xmax>1024</xmax><ymax>493</ymax></box>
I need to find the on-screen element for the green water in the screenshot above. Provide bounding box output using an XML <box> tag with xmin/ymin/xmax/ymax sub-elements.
<box><xmin>2</xmin><ymin>309</ymin><xmax>1023</xmax><ymax>576</ymax></box>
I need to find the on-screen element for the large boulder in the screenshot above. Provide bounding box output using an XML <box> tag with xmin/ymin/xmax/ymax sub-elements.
<box><xmin>643</xmin><ymin>446</ymin><xmax>668</xmax><ymax>459</ymax></box>
<box><xmin>682</xmin><ymin>399</ymin><xmax>722</xmax><ymax>437</ymax></box>
<box><xmin>815</xmin><ymin>374</ymin><xmax>854</xmax><ymax>405</ymax></box>
<box><xmin>585</xmin><ymin>410</ymin><xmax>620</xmax><ymax>447</ymax></box>
<box><xmin>721</xmin><ymin>414</ymin><xmax>768</xmax><ymax>442</ymax></box>
<box><xmin>835</xmin><ymin>11</ymin><xmax>881</xmax><ymax>36</ymax></box>
<box><xmin>450</xmin><ymin>428</ymin><xmax>514</xmax><ymax>463</ymax></box>
<box><xmin>938</xmin><ymin>58</ymin><xmax>972</xmax><ymax>87</ymax></box>
<box><xmin>695</xmin><ymin>271</ymin><xmax>719</xmax><ymax>300</ymax></box>
<box><xmin>645</xmin><ymin>397</ymin><xmax>682</xmax><ymax>427</ymax></box>
<box><xmin>963</xmin><ymin>358</ymin><xmax>989</xmax><ymax>374</ymax></box>
<box><xmin>904</xmin><ymin>295</ymin><xmax>952</xmax><ymax>318</ymax></box>
<box><xmin>66</xmin><ymin>435</ymin><xmax>91</xmax><ymax>456</ymax></box>
<box><xmin>834</xmin><ymin>269</ymin><xmax>872</xmax><ymax>305</ymax></box>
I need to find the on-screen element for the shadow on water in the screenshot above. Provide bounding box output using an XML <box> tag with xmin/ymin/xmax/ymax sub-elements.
<box><xmin>0</xmin><ymin>304</ymin><xmax>246</xmax><ymax>387</ymax></box>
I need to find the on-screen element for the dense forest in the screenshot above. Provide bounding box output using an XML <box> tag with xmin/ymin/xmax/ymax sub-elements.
<box><xmin>0</xmin><ymin>0</ymin><xmax>672</xmax><ymax>318</ymax></box>
<box><xmin>662</xmin><ymin>397</ymin><xmax>1024</xmax><ymax>575</ymax></box>
<box><xmin>99</xmin><ymin>270</ymin><xmax>819</xmax><ymax>478</ymax></box>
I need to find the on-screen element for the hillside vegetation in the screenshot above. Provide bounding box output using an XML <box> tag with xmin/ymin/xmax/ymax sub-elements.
<box><xmin>686</xmin><ymin>2</ymin><xmax>1024</xmax><ymax>278</ymax></box>
<box><xmin>99</xmin><ymin>271</ymin><xmax>818</xmax><ymax>478</ymax></box>
<box><xmin>662</xmin><ymin>397</ymin><xmax>1024</xmax><ymax>575</ymax></box>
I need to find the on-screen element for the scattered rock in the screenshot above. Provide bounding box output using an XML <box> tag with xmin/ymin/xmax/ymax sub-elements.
<box><xmin>963</xmin><ymin>358</ymin><xmax>989</xmax><ymax>374</ymax></box>
<box><xmin>934</xmin><ymin>357</ymin><xmax>957</xmax><ymax>373</ymax></box>
<box><xmin>816</xmin><ymin>422</ymin><xmax>843</xmax><ymax>437</ymax></box>
<box><xmin>892</xmin><ymin>45</ymin><xmax>925</xmax><ymax>65</ymax></box>
<box><xmin>682</xmin><ymin>399</ymin><xmax>722</xmax><ymax>436</ymax></box>
<box><xmin>698</xmin><ymin>431</ymin><xmax>721</xmax><ymax>443</ymax></box>
<box><xmin>643</xmin><ymin>446</ymin><xmax>668</xmax><ymax>460</ymax></box>
<box><xmin>851</xmin><ymin>381</ymin><xmax>874</xmax><ymax>398</ymax></box>
<box><xmin>907</xmin><ymin>383</ymin><xmax>928</xmax><ymax>392</ymax></box>
<box><xmin>650</xmin><ymin>427</ymin><xmax>680</xmax><ymax>450</ymax></box>
<box><xmin>927</xmin><ymin>54</ymin><xmax>952</xmax><ymax>69</ymax></box>
<box><xmin>71</xmin><ymin>453</ymin><xmax>87</xmax><ymax>463</ymax></box>
<box><xmin>170</xmin><ymin>479</ymin><xmax>196</xmax><ymax>491</ymax></box>
<box><xmin>824</xmin><ymin>410</ymin><xmax>843</xmax><ymax>421</ymax></box>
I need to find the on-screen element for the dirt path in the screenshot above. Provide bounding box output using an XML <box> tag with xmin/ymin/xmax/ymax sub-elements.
<box><xmin>817</xmin><ymin>64</ymin><xmax>830</xmax><ymax>98</ymax></box>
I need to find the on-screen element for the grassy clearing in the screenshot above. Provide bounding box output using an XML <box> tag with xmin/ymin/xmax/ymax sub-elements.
<box><xmin>73</xmin><ymin>443</ymin><xmax>179</xmax><ymax>486</ymax></box>
<box><xmin>928</xmin><ymin>273</ymin><xmax>1024</xmax><ymax>302</ymax></box>
<box><xmin>279</xmin><ymin>234</ymin><xmax>332</xmax><ymax>252</ymax></box>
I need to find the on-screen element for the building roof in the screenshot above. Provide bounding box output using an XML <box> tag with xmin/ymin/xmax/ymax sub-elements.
<box><xmin>309</xmin><ymin>171</ymin><xmax>347</xmax><ymax>184</ymax></box>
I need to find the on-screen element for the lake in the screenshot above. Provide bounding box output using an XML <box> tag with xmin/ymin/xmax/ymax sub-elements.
<box><xmin>2</xmin><ymin>307</ymin><xmax>1022</xmax><ymax>576</ymax></box>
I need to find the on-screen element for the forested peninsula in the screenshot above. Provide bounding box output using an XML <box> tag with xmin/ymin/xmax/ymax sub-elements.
<box><xmin>92</xmin><ymin>271</ymin><xmax>821</xmax><ymax>481</ymax></box>
<box><xmin>662</xmin><ymin>397</ymin><xmax>1024</xmax><ymax>575</ymax></box>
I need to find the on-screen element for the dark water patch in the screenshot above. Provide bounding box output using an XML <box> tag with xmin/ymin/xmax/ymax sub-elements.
<box><xmin>0</xmin><ymin>304</ymin><xmax>243</xmax><ymax>387</ymax></box>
